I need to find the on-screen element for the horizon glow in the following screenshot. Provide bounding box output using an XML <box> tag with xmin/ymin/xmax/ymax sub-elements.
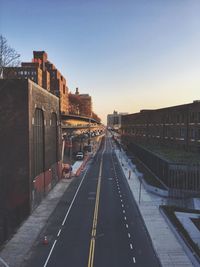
<box><xmin>1</xmin><ymin>0</ymin><xmax>200</xmax><ymax>124</ymax></box>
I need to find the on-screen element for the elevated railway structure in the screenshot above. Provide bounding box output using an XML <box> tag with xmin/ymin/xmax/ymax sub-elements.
<box><xmin>61</xmin><ymin>114</ymin><xmax>105</xmax><ymax>163</ymax></box>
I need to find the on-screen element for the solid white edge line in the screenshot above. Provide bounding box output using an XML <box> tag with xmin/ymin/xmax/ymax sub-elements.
<box><xmin>62</xmin><ymin>167</ymin><xmax>89</xmax><ymax>226</ymax></box>
<box><xmin>43</xmin><ymin>163</ymin><xmax>90</xmax><ymax>267</ymax></box>
<box><xmin>43</xmin><ymin>240</ymin><xmax>57</xmax><ymax>267</ymax></box>
<box><xmin>0</xmin><ymin>257</ymin><xmax>10</xmax><ymax>267</ymax></box>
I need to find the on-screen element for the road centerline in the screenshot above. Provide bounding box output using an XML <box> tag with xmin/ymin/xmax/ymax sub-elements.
<box><xmin>87</xmin><ymin>144</ymin><xmax>106</xmax><ymax>267</ymax></box>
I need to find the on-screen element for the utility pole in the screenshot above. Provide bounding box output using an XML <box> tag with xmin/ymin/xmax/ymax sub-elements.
<box><xmin>88</xmin><ymin>113</ymin><xmax>91</xmax><ymax>145</ymax></box>
<box><xmin>139</xmin><ymin>180</ymin><xmax>142</xmax><ymax>204</ymax></box>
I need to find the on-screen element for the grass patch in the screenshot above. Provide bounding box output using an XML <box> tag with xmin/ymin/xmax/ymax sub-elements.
<box><xmin>139</xmin><ymin>143</ymin><xmax>200</xmax><ymax>164</ymax></box>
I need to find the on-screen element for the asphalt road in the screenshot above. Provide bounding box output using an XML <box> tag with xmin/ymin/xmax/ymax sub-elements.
<box><xmin>23</xmin><ymin>136</ymin><xmax>160</xmax><ymax>267</ymax></box>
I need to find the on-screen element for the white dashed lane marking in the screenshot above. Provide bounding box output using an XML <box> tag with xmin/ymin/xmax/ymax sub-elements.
<box><xmin>110</xmin><ymin>142</ymin><xmax>137</xmax><ymax>266</ymax></box>
<box><xmin>57</xmin><ymin>229</ymin><xmax>62</xmax><ymax>237</ymax></box>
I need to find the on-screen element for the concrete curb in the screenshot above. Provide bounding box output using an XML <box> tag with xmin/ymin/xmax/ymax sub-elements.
<box><xmin>75</xmin><ymin>155</ymin><xmax>91</xmax><ymax>176</ymax></box>
<box><xmin>114</xmin><ymin>147</ymin><xmax>193</xmax><ymax>267</ymax></box>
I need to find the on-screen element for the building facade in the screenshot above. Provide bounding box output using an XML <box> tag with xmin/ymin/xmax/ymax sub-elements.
<box><xmin>107</xmin><ymin>111</ymin><xmax>128</xmax><ymax>130</ymax></box>
<box><xmin>0</xmin><ymin>79</ymin><xmax>62</xmax><ymax>246</ymax></box>
<box><xmin>121</xmin><ymin>101</ymin><xmax>200</xmax><ymax>152</ymax></box>
<box><xmin>4</xmin><ymin>51</ymin><xmax>69</xmax><ymax>114</ymax></box>
<box><xmin>121</xmin><ymin>102</ymin><xmax>200</xmax><ymax>195</ymax></box>
<box><xmin>69</xmin><ymin>88</ymin><xmax>93</xmax><ymax>117</ymax></box>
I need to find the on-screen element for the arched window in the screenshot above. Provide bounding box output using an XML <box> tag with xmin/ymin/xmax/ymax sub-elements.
<box><xmin>32</xmin><ymin>109</ymin><xmax>44</xmax><ymax>178</ymax></box>
<box><xmin>50</xmin><ymin>113</ymin><xmax>58</xmax><ymax>164</ymax></box>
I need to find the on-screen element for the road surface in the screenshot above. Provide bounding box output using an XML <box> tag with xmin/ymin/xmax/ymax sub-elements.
<box><xmin>23</xmin><ymin>135</ymin><xmax>160</xmax><ymax>267</ymax></box>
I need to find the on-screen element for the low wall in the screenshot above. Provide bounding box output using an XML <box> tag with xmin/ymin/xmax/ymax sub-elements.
<box><xmin>142</xmin><ymin>178</ymin><xmax>169</xmax><ymax>197</ymax></box>
<box><xmin>160</xmin><ymin>207</ymin><xmax>200</xmax><ymax>267</ymax></box>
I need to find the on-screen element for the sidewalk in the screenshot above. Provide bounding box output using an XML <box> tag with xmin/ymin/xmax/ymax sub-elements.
<box><xmin>115</xmin><ymin>148</ymin><xmax>193</xmax><ymax>267</ymax></box>
<box><xmin>0</xmin><ymin>160</ymin><xmax>85</xmax><ymax>267</ymax></box>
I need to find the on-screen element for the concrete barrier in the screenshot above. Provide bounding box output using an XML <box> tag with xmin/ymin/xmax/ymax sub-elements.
<box><xmin>160</xmin><ymin>207</ymin><xmax>200</xmax><ymax>267</ymax></box>
<box><xmin>141</xmin><ymin>178</ymin><xmax>169</xmax><ymax>197</ymax></box>
<box><xmin>75</xmin><ymin>155</ymin><xmax>91</xmax><ymax>176</ymax></box>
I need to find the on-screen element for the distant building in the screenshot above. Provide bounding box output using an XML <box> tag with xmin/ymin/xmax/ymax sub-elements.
<box><xmin>69</xmin><ymin>88</ymin><xmax>92</xmax><ymax>117</ymax></box>
<box><xmin>4</xmin><ymin>51</ymin><xmax>69</xmax><ymax>114</ymax></box>
<box><xmin>0</xmin><ymin>79</ymin><xmax>62</xmax><ymax>246</ymax></box>
<box><xmin>121</xmin><ymin>101</ymin><xmax>200</xmax><ymax>152</ymax></box>
<box><xmin>121</xmin><ymin>101</ymin><xmax>200</xmax><ymax>195</ymax></box>
<box><xmin>75</xmin><ymin>87</ymin><xmax>92</xmax><ymax>117</ymax></box>
<box><xmin>107</xmin><ymin>111</ymin><xmax>128</xmax><ymax>130</ymax></box>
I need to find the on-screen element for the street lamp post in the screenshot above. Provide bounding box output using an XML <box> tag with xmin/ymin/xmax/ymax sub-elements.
<box><xmin>69</xmin><ymin>136</ymin><xmax>73</xmax><ymax>162</ymax></box>
<box><xmin>88</xmin><ymin>113</ymin><xmax>91</xmax><ymax>145</ymax></box>
<box><xmin>139</xmin><ymin>180</ymin><xmax>142</xmax><ymax>204</ymax></box>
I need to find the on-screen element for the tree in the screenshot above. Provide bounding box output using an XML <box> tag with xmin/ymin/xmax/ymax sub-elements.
<box><xmin>0</xmin><ymin>35</ymin><xmax>20</xmax><ymax>79</ymax></box>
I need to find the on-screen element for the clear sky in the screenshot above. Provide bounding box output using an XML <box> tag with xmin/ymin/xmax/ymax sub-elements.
<box><xmin>1</xmin><ymin>0</ymin><xmax>200</xmax><ymax>124</ymax></box>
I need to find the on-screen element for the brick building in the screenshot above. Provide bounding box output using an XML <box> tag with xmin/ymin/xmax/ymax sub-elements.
<box><xmin>0</xmin><ymin>79</ymin><xmax>62</xmax><ymax>246</ymax></box>
<box><xmin>121</xmin><ymin>101</ymin><xmax>200</xmax><ymax>194</ymax></box>
<box><xmin>121</xmin><ymin>101</ymin><xmax>200</xmax><ymax>152</ymax></box>
<box><xmin>75</xmin><ymin>87</ymin><xmax>92</xmax><ymax>117</ymax></box>
<box><xmin>69</xmin><ymin>88</ymin><xmax>92</xmax><ymax>117</ymax></box>
<box><xmin>4</xmin><ymin>51</ymin><xmax>69</xmax><ymax>114</ymax></box>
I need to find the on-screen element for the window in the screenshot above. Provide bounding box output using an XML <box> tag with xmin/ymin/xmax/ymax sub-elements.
<box><xmin>181</xmin><ymin>114</ymin><xmax>184</xmax><ymax>123</ymax></box>
<box><xmin>177</xmin><ymin>114</ymin><xmax>180</xmax><ymax>123</ymax></box>
<box><xmin>190</xmin><ymin>112</ymin><xmax>195</xmax><ymax>123</ymax></box>
<box><xmin>49</xmin><ymin>113</ymin><xmax>58</xmax><ymax>165</ymax></box>
<box><xmin>190</xmin><ymin>128</ymin><xmax>195</xmax><ymax>139</ymax></box>
<box><xmin>180</xmin><ymin>128</ymin><xmax>185</xmax><ymax>138</ymax></box>
<box><xmin>32</xmin><ymin>109</ymin><xmax>44</xmax><ymax>178</ymax></box>
<box><xmin>198</xmin><ymin>112</ymin><xmax>200</xmax><ymax>123</ymax></box>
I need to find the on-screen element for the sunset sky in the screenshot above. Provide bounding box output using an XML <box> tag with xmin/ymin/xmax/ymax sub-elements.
<box><xmin>1</xmin><ymin>0</ymin><xmax>200</xmax><ymax>124</ymax></box>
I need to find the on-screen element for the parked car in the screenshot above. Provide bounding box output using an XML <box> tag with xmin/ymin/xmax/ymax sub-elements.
<box><xmin>76</xmin><ymin>151</ymin><xmax>84</xmax><ymax>160</ymax></box>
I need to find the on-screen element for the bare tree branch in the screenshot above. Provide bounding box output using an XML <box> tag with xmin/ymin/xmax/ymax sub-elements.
<box><xmin>0</xmin><ymin>35</ymin><xmax>20</xmax><ymax>79</ymax></box>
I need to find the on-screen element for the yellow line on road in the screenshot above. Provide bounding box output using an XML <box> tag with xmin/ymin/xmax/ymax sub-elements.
<box><xmin>87</xmin><ymin>144</ymin><xmax>105</xmax><ymax>267</ymax></box>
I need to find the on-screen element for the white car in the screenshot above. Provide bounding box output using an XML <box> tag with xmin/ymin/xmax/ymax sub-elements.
<box><xmin>76</xmin><ymin>152</ymin><xmax>84</xmax><ymax>160</ymax></box>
